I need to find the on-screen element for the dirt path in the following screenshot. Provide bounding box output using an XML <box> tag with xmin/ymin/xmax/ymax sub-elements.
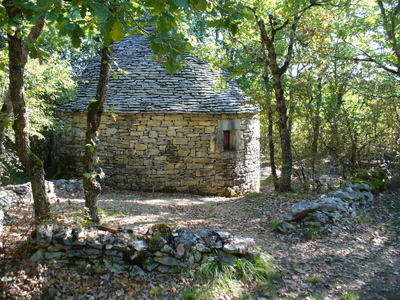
<box><xmin>57</xmin><ymin>187</ymin><xmax>400</xmax><ymax>299</ymax></box>
<box><xmin>1</xmin><ymin>183</ymin><xmax>400</xmax><ymax>299</ymax></box>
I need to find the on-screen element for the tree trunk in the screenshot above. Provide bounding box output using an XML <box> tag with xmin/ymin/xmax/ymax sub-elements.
<box><xmin>0</xmin><ymin>92</ymin><xmax>12</xmax><ymax>154</ymax></box>
<box><xmin>261</xmin><ymin>54</ymin><xmax>279</xmax><ymax>190</ymax></box>
<box><xmin>272</xmin><ymin>73</ymin><xmax>293</xmax><ymax>192</ymax></box>
<box><xmin>82</xmin><ymin>44</ymin><xmax>113</xmax><ymax>223</ymax></box>
<box><xmin>267</xmin><ymin>98</ymin><xmax>279</xmax><ymax>190</ymax></box>
<box><xmin>5</xmin><ymin>1</ymin><xmax>49</xmax><ymax>221</ymax></box>
<box><xmin>311</xmin><ymin>77</ymin><xmax>322</xmax><ymax>186</ymax></box>
<box><xmin>258</xmin><ymin>16</ymin><xmax>298</xmax><ymax>192</ymax></box>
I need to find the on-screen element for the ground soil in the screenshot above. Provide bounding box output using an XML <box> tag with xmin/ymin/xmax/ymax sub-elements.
<box><xmin>1</xmin><ymin>169</ymin><xmax>399</xmax><ymax>300</ymax></box>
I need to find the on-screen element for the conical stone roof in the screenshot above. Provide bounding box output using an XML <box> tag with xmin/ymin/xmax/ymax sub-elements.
<box><xmin>60</xmin><ymin>34</ymin><xmax>259</xmax><ymax>114</ymax></box>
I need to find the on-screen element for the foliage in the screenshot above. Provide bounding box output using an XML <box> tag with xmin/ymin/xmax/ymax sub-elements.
<box><xmin>192</xmin><ymin>251</ymin><xmax>279</xmax><ymax>299</ymax></box>
<box><xmin>302</xmin><ymin>225</ymin><xmax>327</xmax><ymax>240</ymax></box>
<box><xmin>350</xmin><ymin>168</ymin><xmax>387</xmax><ymax>195</ymax></box>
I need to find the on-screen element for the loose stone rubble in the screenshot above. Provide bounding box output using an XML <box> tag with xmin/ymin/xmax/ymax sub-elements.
<box><xmin>0</xmin><ymin>180</ymin><xmax>80</xmax><ymax>236</ymax></box>
<box><xmin>277</xmin><ymin>182</ymin><xmax>375</xmax><ymax>233</ymax></box>
<box><xmin>0</xmin><ymin>183</ymin><xmax>32</xmax><ymax>236</ymax></box>
<box><xmin>29</xmin><ymin>223</ymin><xmax>257</xmax><ymax>275</ymax></box>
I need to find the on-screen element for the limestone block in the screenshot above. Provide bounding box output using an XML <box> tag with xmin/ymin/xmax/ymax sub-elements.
<box><xmin>196</xmin><ymin>151</ymin><xmax>206</xmax><ymax>158</ymax></box>
<box><xmin>139</xmin><ymin>138</ymin><xmax>156</xmax><ymax>143</ymax></box>
<box><xmin>174</xmin><ymin>120</ymin><xmax>188</xmax><ymax>126</ymax></box>
<box><xmin>192</xmin><ymin>158</ymin><xmax>209</xmax><ymax>164</ymax></box>
<box><xmin>184</xmin><ymin>180</ymin><xmax>199</xmax><ymax>186</ymax></box>
<box><xmin>144</xmin><ymin>160</ymin><xmax>153</xmax><ymax>166</ymax></box>
<box><xmin>165</xmin><ymin>115</ymin><xmax>183</xmax><ymax>121</ymax></box>
<box><xmin>187</xmin><ymin>164</ymin><xmax>202</xmax><ymax>169</ymax></box>
<box><xmin>165</xmin><ymin>181</ymin><xmax>181</xmax><ymax>187</ymax></box>
<box><xmin>147</xmin><ymin>120</ymin><xmax>160</xmax><ymax>127</ymax></box>
<box><xmin>135</xmin><ymin>144</ymin><xmax>148</xmax><ymax>151</ymax></box>
<box><xmin>177</xmin><ymin>149</ymin><xmax>190</xmax><ymax>156</ymax></box>
<box><xmin>173</xmin><ymin>138</ymin><xmax>187</xmax><ymax>145</ymax></box>
<box><xmin>149</xmin><ymin>131</ymin><xmax>158</xmax><ymax>138</ymax></box>
<box><xmin>204</xmin><ymin>126</ymin><xmax>215</xmax><ymax>134</ymax></box>
<box><xmin>198</xmin><ymin>121</ymin><xmax>213</xmax><ymax>126</ymax></box>
<box><xmin>147</xmin><ymin>148</ymin><xmax>160</xmax><ymax>156</ymax></box>
<box><xmin>196</xmin><ymin>169</ymin><xmax>215</xmax><ymax>177</ymax></box>
<box><xmin>168</xmin><ymin>131</ymin><xmax>177</xmax><ymax>137</ymax></box>
<box><xmin>105</xmin><ymin>127</ymin><xmax>118</xmax><ymax>135</ymax></box>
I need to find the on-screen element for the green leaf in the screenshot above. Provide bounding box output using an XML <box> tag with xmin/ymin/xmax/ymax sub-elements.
<box><xmin>47</xmin><ymin>9</ymin><xmax>57</xmax><ymax>22</ymax></box>
<box><xmin>207</xmin><ymin>19</ymin><xmax>223</xmax><ymax>28</ymax></box>
<box><xmin>173</xmin><ymin>0</ymin><xmax>188</xmax><ymax>7</ymax></box>
<box><xmin>229</xmin><ymin>23</ymin><xmax>238</xmax><ymax>36</ymax></box>
<box><xmin>83</xmin><ymin>173</ymin><xmax>91</xmax><ymax>178</ymax></box>
<box><xmin>93</xmin><ymin>3</ymin><xmax>109</xmax><ymax>19</ymax></box>
<box><xmin>184</xmin><ymin>42</ymin><xmax>192</xmax><ymax>50</ymax></box>
<box><xmin>65</xmin><ymin>23</ymin><xmax>76</xmax><ymax>32</ymax></box>
<box><xmin>111</xmin><ymin>20</ymin><xmax>124</xmax><ymax>41</ymax></box>
<box><xmin>71</xmin><ymin>30</ymin><xmax>81</xmax><ymax>48</ymax></box>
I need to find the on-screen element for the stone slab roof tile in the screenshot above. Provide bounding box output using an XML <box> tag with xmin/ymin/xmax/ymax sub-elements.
<box><xmin>60</xmin><ymin>34</ymin><xmax>259</xmax><ymax>114</ymax></box>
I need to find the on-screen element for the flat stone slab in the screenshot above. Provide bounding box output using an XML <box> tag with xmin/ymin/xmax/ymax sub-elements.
<box><xmin>222</xmin><ymin>237</ymin><xmax>255</xmax><ymax>255</ymax></box>
<box><xmin>291</xmin><ymin>202</ymin><xmax>320</xmax><ymax>219</ymax></box>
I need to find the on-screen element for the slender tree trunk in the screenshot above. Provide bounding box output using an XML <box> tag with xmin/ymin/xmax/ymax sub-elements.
<box><xmin>4</xmin><ymin>1</ymin><xmax>49</xmax><ymax>221</ymax></box>
<box><xmin>267</xmin><ymin>97</ymin><xmax>279</xmax><ymax>189</ymax></box>
<box><xmin>0</xmin><ymin>92</ymin><xmax>11</xmax><ymax>154</ymax></box>
<box><xmin>261</xmin><ymin>52</ymin><xmax>279</xmax><ymax>190</ymax></box>
<box><xmin>258</xmin><ymin>16</ymin><xmax>298</xmax><ymax>192</ymax></box>
<box><xmin>311</xmin><ymin>77</ymin><xmax>322</xmax><ymax>186</ymax></box>
<box><xmin>271</xmin><ymin>72</ymin><xmax>293</xmax><ymax>191</ymax></box>
<box><xmin>82</xmin><ymin>44</ymin><xmax>113</xmax><ymax>223</ymax></box>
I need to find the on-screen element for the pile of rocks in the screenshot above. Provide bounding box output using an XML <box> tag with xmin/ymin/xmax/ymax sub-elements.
<box><xmin>30</xmin><ymin>223</ymin><xmax>257</xmax><ymax>275</ymax></box>
<box><xmin>278</xmin><ymin>182</ymin><xmax>375</xmax><ymax>233</ymax></box>
<box><xmin>51</xmin><ymin>179</ymin><xmax>83</xmax><ymax>193</ymax></box>
<box><xmin>0</xmin><ymin>179</ymin><xmax>84</xmax><ymax>236</ymax></box>
<box><xmin>0</xmin><ymin>183</ymin><xmax>32</xmax><ymax>235</ymax></box>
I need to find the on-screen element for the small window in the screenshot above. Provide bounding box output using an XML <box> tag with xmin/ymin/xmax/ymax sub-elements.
<box><xmin>223</xmin><ymin>130</ymin><xmax>230</xmax><ymax>150</ymax></box>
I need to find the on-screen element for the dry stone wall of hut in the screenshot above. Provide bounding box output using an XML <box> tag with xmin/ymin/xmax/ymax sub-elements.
<box><xmin>56</xmin><ymin>112</ymin><xmax>260</xmax><ymax>196</ymax></box>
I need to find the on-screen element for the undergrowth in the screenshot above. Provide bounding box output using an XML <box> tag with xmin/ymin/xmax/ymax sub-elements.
<box><xmin>184</xmin><ymin>251</ymin><xmax>279</xmax><ymax>299</ymax></box>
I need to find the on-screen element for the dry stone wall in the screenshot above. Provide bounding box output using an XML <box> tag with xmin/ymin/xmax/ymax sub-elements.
<box><xmin>30</xmin><ymin>224</ymin><xmax>257</xmax><ymax>275</ymax></box>
<box><xmin>56</xmin><ymin>112</ymin><xmax>260</xmax><ymax>196</ymax></box>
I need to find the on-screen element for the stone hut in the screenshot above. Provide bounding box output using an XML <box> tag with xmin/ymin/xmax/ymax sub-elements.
<box><xmin>56</xmin><ymin>34</ymin><xmax>260</xmax><ymax>196</ymax></box>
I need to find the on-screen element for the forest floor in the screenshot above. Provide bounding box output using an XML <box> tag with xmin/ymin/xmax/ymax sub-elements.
<box><xmin>1</xmin><ymin>167</ymin><xmax>400</xmax><ymax>299</ymax></box>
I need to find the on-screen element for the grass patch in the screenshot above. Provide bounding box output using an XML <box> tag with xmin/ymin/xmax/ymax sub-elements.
<box><xmin>269</xmin><ymin>220</ymin><xmax>283</xmax><ymax>232</ymax></box>
<box><xmin>188</xmin><ymin>251</ymin><xmax>279</xmax><ymax>299</ymax></box>
<box><xmin>302</xmin><ymin>225</ymin><xmax>327</xmax><ymax>240</ymax></box>
<box><xmin>305</xmin><ymin>275</ymin><xmax>321</xmax><ymax>283</ymax></box>
<box><xmin>341</xmin><ymin>292</ymin><xmax>359</xmax><ymax>300</ymax></box>
<box><xmin>389</xmin><ymin>201</ymin><xmax>400</xmax><ymax>214</ymax></box>
<box><xmin>357</xmin><ymin>212</ymin><xmax>370</xmax><ymax>223</ymax></box>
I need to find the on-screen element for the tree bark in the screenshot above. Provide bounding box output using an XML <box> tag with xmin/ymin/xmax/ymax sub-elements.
<box><xmin>261</xmin><ymin>43</ymin><xmax>279</xmax><ymax>190</ymax></box>
<box><xmin>82</xmin><ymin>44</ymin><xmax>113</xmax><ymax>223</ymax></box>
<box><xmin>4</xmin><ymin>0</ymin><xmax>49</xmax><ymax>221</ymax></box>
<box><xmin>310</xmin><ymin>77</ymin><xmax>322</xmax><ymax>186</ymax></box>
<box><xmin>258</xmin><ymin>16</ymin><xmax>299</xmax><ymax>192</ymax></box>
<box><xmin>0</xmin><ymin>92</ymin><xmax>12</xmax><ymax>154</ymax></box>
<box><xmin>272</xmin><ymin>72</ymin><xmax>293</xmax><ymax>191</ymax></box>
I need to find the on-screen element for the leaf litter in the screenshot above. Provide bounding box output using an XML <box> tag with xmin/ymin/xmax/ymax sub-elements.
<box><xmin>0</xmin><ymin>184</ymin><xmax>400</xmax><ymax>299</ymax></box>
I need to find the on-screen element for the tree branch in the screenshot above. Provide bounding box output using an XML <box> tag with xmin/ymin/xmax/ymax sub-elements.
<box><xmin>22</xmin><ymin>12</ymin><xmax>47</xmax><ymax>65</ymax></box>
<box><xmin>341</xmin><ymin>40</ymin><xmax>399</xmax><ymax>76</ymax></box>
<box><xmin>377</xmin><ymin>0</ymin><xmax>400</xmax><ymax>74</ymax></box>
